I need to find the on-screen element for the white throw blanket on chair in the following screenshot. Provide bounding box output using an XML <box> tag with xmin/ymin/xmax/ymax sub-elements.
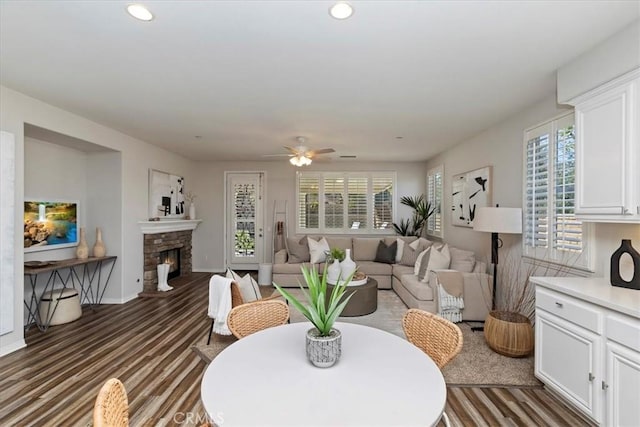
<box><xmin>435</xmin><ymin>270</ymin><xmax>465</xmax><ymax>323</ymax></box>
<box><xmin>208</xmin><ymin>275</ymin><xmax>233</xmax><ymax>335</ymax></box>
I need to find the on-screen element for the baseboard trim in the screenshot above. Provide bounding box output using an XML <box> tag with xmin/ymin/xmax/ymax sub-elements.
<box><xmin>0</xmin><ymin>338</ymin><xmax>26</xmax><ymax>357</ymax></box>
<box><xmin>100</xmin><ymin>294</ymin><xmax>138</xmax><ymax>304</ymax></box>
<box><xmin>193</xmin><ymin>268</ymin><xmax>225</xmax><ymax>274</ymax></box>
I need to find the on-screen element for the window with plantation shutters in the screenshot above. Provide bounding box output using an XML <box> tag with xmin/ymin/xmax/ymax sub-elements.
<box><xmin>426</xmin><ymin>165</ymin><xmax>443</xmax><ymax>238</ymax></box>
<box><xmin>523</xmin><ymin>113</ymin><xmax>594</xmax><ymax>271</ymax></box>
<box><xmin>296</xmin><ymin>172</ymin><xmax>395</xmax><ymax>234</ymax></box>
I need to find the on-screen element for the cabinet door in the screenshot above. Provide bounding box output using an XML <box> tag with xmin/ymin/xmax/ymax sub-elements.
<box><xmin>536</xmin><ymin>311</ymin><xmax>602</xmax><ymax>422</ymax></box>
<box><xmin>574</xmin><ymin>74</ymin><xmax>639</xmax><ymax>220</ymax></box>
<box><xmin>606</xmin><ymin>341</ymin><xmax>640</xmax><ymax>426</ymax></box>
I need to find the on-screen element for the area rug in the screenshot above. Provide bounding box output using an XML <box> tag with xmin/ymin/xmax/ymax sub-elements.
<box><xmin>193</xmin><ymin>288</ymin><xmax>541</xmax><ymax>387</ymax></box>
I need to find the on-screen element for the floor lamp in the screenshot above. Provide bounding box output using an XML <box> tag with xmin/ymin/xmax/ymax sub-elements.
<box><xmin>473</xmin><ymin>206</ymin><xmax>522</xmax><ymax>313</ymax></box>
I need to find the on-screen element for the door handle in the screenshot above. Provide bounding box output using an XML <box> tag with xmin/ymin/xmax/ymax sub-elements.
<box><xmin>555</xmin><ymin>302</ymin><xmax>563</xmax><ymax>308</ymax></box>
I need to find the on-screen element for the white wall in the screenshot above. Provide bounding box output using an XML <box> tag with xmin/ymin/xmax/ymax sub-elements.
<box><xmin>0</xmin><ymin>85</ymin><xmax>192</xmax><ymax>356</ymax></box>
<box><xmin>557</xmin><ymin>20</ymin><xmax>640</xmax><ymax>103</ymax></box>
<box><xmin>426</xmin><ymin>93</ymin><xmax>640</xmax><ymax>277</ymax></box>
<box><xmin>191</xmin><ymin>160</ymin><xmax>427</xmax><ymax>272</ymax></box>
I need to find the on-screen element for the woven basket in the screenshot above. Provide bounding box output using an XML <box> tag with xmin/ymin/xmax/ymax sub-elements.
<box><xmin>484</xmin><ymin>311</ymin><xmax>534</xmax><ymax>358</ymax></box>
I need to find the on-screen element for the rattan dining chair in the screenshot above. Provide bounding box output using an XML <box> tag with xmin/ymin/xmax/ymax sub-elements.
<box><xmin>93</xmin><ymin>378</ymin><xmax>129</xmax><ymax>427</ymax></box>
<box><xmin>227</xmin><ymin>299</ymin><xmax>290</xmax><ymax>339</ymax></box>
<box><xmin>207</xmin><ymin>281</ymin><xmax>283</xmax><ymax>344</ymax></box>
<box><xmin>402</xmin><ymin>309</ymin><xmax>463</xmax><ymax>427</ymax></box>
<box><xmin>402</xmin><ymin>308</ymin><xmax>463</xmax><ymax>368</ymax></box>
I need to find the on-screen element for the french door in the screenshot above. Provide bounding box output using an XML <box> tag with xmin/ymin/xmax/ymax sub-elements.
<box><xmin>225</xmin><ymin>172</ymin><xmax>265</xmax><ymax>270</ymax></box>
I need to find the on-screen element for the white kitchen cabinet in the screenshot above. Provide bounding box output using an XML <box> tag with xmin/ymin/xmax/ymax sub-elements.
<box><xmin>532</xmin><ymin>277</ymin><xmax>640</xmax><ymax>426</ymax></box>
<box><xmin>570</xmin><ymin>68</ymin><xmax>640</xmax><ymax>222</ymax></box>
<box><xmin>536</xmin><ymin>310</ymin><xmax>602</xmax><ymax>421</ymax></box>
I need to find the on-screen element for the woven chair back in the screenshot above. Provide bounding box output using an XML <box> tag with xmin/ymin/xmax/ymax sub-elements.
<box><xmin>227</xmin><ymin>299</ymin><xmax>290</xmax><ymax>339</ymax></box>
<box><xmin>402</xmin><ymin>309</ymin><xmax>463</xmax><ymax>369</ymax></box>
<box><xmin>93</xmin><ymin>378</ymin><xmax>129</xmax><ymax>427</ymax></box>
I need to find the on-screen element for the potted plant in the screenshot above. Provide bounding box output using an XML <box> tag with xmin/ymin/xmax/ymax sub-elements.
<box><xmin>274</xmin><ymin>265</ymin><xmax>355</xmax><ymax>368</ymax></box>
<box><xmin>484</xmin><ymin>250</ymin><xmax>577</xmax><ymax>357</ymax></box>
<box><xmin>392</xmin><ymin>194</ymin><xmax>436</xmax><ymax>236</ymax></box>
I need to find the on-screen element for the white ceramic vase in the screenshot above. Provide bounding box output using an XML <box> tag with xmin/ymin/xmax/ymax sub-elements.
<box><xmin>327</xmin><ymin>258</ymin><xmax>341</xmax><ymax>283</ymax></box>
<box><xmin>340</xmin><ymin>248</ymin><xmax>356</xmax><ymax>280</ymax></box>
<box><xmin>189</xmin><ymin>203</ymin><xmax>196</xmax><ymax>220</ymax></box>
<box><xmin>157</xmin><ymin>263</ymin><xmax>173</xmax><ymax>292</ymax></box>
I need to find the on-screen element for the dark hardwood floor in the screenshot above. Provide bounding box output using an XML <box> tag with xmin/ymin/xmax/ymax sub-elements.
<box><xmin>0</xmin><ymin>273</ymin><xmax>593</xmax><ymax>426</ymax></box>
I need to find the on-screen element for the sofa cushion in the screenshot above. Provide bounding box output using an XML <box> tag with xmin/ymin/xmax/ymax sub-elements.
<box><xmin>449</xmin><ymin>247</ymin><xmax>476</xmax><ymax>273</ymax></box>
<box><xmin>400</xmin><ymin>238</ymin><xmax>431</xmax><ymax>266</ymax></box>
<box><xmin>400</xmin><ymin>274</ymin><xmax>434</xmax><ymax>301</ymax></box>
<box><xmin>325</xmin><ymin>237</ymin><xmax>353</xmax><ymax>253</ymax></box>
<box><xmin>357</xmin><ymin>261</ymin><xmax>393</xmax><ymax>276</ymax></box>
<box><xmin>392</xmin><ymin>264</ymin><xmax>414</xmax><ymax>279</ymax></box>
<box><xmin>308</xmin><ymin>237</ymin><xmax>330</xmax><ymax>263</ymax></box>
<box><xmin>286</xmin><ymin>236</ymin><xmax>309</xmax><ymax>263</ymax></box>
<box><xmin>353</xmin><ymin>238</ymin><xmax>382</xmax><ymax>261</ymax></box>
<box><xmin>374</xmin><ymin>240</ymin><xmax>397</xmax><ymax>264</ymax></box>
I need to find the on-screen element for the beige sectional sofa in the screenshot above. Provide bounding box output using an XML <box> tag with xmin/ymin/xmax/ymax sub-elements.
<box><xmin>273</xmin><ymin>235</ymin><xmax>492</xmax><ymax>321</ymax></box>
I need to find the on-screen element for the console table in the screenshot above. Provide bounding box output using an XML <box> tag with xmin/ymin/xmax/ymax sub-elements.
<box><xmin>24</xmin><ymin>256</ymin><xmax>117</xmax><ymax>331</ymax></box>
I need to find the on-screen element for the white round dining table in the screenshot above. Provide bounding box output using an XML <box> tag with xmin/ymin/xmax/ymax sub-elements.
<box><xmin>200</xmin><ymin>322</ymin><xmax>447</xmax><ymax>427</ymax></box>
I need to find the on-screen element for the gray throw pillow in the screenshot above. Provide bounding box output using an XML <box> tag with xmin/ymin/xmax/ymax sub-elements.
<box><xmin>286</xmin><ymin>236</ymin><xmax>309</xmax><ymax>263</ymax></box>
<box><xmin>449</xmin><ymin>247</ymin><xmax>476</xmax><ymax>273</ymax></box>
<box><xmin>374</xmin><ymin>240</ymin><xmax>397</xmax><ymax>264</ymax></box>
<box><xmin>400</xmin><ymin>242</ymin><xmax>423</xmax><ymax>266</ymax></box>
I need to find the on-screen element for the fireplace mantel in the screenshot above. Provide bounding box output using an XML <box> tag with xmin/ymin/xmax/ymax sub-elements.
<box><xmin>138</xmin><ymin>219</ymin><xmax>202</xmax><ymax>234</ymax></box>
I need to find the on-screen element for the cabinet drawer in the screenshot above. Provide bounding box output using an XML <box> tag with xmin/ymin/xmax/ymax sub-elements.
<box><xmin>536</xmin><ymin>288</ymin><xmax>602</xmax><ymax>333</ymax></box>
<box><xmin>607</xmin><ymin>314</ymin><xmax>640</xmax><ymax>350</ymax></box>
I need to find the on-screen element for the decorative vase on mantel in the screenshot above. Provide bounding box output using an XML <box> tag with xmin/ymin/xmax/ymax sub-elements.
<box><xmin>76</xmin><ymin>227</ymin><xmax>89</xmax><ymax>260</ymax></box>
<box><xmin>93</xmin><ymin>227</ymin><xmax>106</xmax><ymax>258</ymax></box>
<box><xmin>189</xmin><ymin>202</ymin><xmax>196</xmax><ymax>220</ymax></box>
<box><xmin>340</xmin><ymin>248</ymin><xmax>357</xmax><ymax>280</ymax></box>
<box><xmin>306</xmin><ymin>327</ymin><xmax>342</xmax><ymax>368</ymax></box>
<box><xmin>610</xmin><ymin>239</ymin><xmax>640</xmax><ymax>290</ymax></box>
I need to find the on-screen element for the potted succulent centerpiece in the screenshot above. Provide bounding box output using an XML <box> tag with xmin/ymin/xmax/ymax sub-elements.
<box><xmin>274</xmin><ymin>265</ymin><xmax>355</xmax><ymax>368</ymax></box>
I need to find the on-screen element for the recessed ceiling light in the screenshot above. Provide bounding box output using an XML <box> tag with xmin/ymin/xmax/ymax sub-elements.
<box><xmin>127</xmin><ymin>4</ymin><xmax>154</xmax><ymax>21</ymax></box>
<box><xmin>329</xmin><ymin>2</ymin><xmax>354</xmax><ymax>20</ymax></box>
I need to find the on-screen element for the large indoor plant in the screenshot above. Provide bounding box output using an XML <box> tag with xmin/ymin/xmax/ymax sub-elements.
<box><xmin>484</xmin><ymin>249</ymin><xmax>577</xmax><ymax>357</ymax></box>
<box><xmin>274</xmin><ymin>265</ymin><xmax>355</xmax><ymax>367</ymax></box>
<box><xmin>392</xmin><ymin>194</ymin><xmax>436</xmax><ymax>236</ymax></box>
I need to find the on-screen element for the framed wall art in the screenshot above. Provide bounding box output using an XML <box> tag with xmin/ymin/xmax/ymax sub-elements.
<box><xmin>148</xmin><ymin>169</ymin><xmax>185</xmax><ymax>219</ymax></box>
<box><xmin>24</xmin><ymin>200</ymin><xmax>79</xmax><ymax>252</ymax></box>
<box><xmin>451</xmin><ymin>166</ymin><xmax>492</xmax><ymax>228</ymax></box>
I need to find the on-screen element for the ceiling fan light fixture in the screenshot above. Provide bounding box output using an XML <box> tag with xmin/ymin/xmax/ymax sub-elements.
<box><xmin>127</xmin><ymin>4</ymin><xmax>154</xmax><ymax>21</ymax></box>
<box><xmin>290</xmin><ymin>155</ymin><xmax>312</xmax><ymax>167</ymax></box>
<box><xmin>329</xmin><ymin>2</ymin><xmax>354</xmax><ymax>20</ymax></box>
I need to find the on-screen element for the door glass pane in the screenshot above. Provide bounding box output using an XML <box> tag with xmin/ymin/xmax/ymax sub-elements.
<box><xmin>234</xmin><ymin>183</ymin><xmax>256</xmax><ymax>257</ymax></box>
<box><xmin>373</xmin><ymin>176</ymin><xmax>393</xmax><ymax>229</ymax></box>
<box><xmin>347</xmin><ymin>177</ymin><xmax>367</xmax><ymax>229</ymax></box>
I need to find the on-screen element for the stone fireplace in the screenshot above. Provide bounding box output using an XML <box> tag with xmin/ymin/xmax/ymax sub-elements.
<box><xmin>139</xmin><ymin>220</ymin><xmax>201</xmax><ymax>293</ymax></box>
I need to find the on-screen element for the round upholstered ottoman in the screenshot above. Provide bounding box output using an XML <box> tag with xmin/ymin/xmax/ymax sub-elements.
<box><xmin>328</xmin><ymin>278</ymin><xmax>378</xmax><ymax>317</ymax></box>
<box><xmin>39</xmin><ymin>287</ymin><xmax>82</xmax><ymax>326</ymax></box>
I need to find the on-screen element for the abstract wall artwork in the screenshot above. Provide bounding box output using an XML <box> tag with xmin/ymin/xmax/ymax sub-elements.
<box><xmin>149</xmin><ymin>169</ymin><xmax>185</xmax><ymax>219</ymax></box>
<box><xmin>451</xmin><ymin>166</ymin><xmax>492</xmax><ymax>227</ymax></box>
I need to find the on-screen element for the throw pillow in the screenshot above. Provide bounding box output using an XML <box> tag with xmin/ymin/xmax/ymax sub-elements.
<box><xmin>449</xmin><ymin>247</ymin><xmax>476</xmax><ymax>273</ymax></box>
<box><xmin>374</xmin><ymin>240</ymin><xmax>397</xmax><ymax>264</ymax></box>
<box><xmin>308</xmin><ymin>237</ymin><xmax>330</xmax><ymax>264</ymax></box>
<box><xmin>286</xmin><ymin>236</ymin><xmax>310</xmax><ymax>263</ymax></box>
<box><xmin>400</xmin><ymin>241</ymin><xmax>424</xmax><ymax>266</ymax></box>
<box><xmin>226</xmin><ymin>268</ymin><xmax>261</xmax><ymax>302</ymax></box>
<box><xmin>419</xmin><ymin>244</ymin><xmax>451</xmax><ymax>282</ymax></box>
<box><xmin>395</xmin><ymin>238</ymin><xmax>405</xmax><ymax>263</ymax></box>
<box><xmin>414</xmin><ymin>247</ymin><xmax>431</xmax><ymax>276</ymax></box>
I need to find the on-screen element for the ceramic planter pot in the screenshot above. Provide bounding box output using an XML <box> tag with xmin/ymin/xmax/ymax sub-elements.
<box><xmin>306</xmin><ymin>327</ymin><xmax>341</xmax><ymax>368</ymax></box>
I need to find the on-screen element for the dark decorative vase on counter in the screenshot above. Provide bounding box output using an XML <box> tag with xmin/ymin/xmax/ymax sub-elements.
<box><xmin>610</xmin><ymin>239</ymin><xmax>640</xmax><ymax>290</ymax></box>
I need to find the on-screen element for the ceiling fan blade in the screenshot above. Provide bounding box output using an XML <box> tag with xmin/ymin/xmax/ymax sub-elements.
<box><xmin>307</xmin><ymin>148</ymin><xmax>335</xmax><ymax>156</ymax></box>
<box><xmin>261</xmin><ymin>153</ymin><xmax>292</xmax><ymax>157</ymax></box>
<box><xmin>283</xmin><ymin>146</ymin><xmax>300</xmax><ymax>155</ymax></box>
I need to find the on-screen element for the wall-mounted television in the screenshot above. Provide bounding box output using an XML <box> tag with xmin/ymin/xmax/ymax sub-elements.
<box><xmin>24</xmin><ymin>200</ymin><xmax>78</xmax><ymax>252</ymax></box>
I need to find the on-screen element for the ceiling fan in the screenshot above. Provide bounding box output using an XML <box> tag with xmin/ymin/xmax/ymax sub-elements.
<box><xmin>264</xmin><ymin>137</ymin><xmax>335</xmax><ymax>166</ymax></box>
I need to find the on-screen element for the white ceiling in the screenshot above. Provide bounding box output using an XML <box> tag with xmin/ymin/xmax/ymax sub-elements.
<box><xmin>1</xmin><ymin>1</ymin><xmax>639</xmax><ymax>162</ymax></box>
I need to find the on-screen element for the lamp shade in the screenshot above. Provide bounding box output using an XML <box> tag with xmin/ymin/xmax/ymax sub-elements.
<box><xmin>473</xmin><ymin>207</ymin><xmax>522</xmax><ymax>234</ymax></box>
